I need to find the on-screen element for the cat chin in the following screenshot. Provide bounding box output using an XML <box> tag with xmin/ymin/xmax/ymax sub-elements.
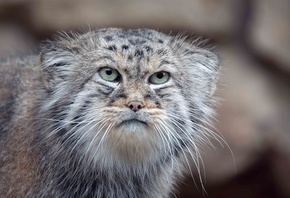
<box><xmin>82</xmin><ymin>126</ymin><xmax>162</xmax><ymax>166</ymax></box>
<box><xmin>108</xmin><ymin>126</ymin><xmax>159</xmax><ymax>158</ymax></box>
<box><xmin>116</xmin><ymin>120</ymin><xmax>148</xmax><ymax>134</ymax></box>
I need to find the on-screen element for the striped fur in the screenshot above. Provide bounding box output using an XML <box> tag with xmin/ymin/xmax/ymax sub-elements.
<box><xmin>0</xmin><ymin>28</ymin><xmax>220</xmax><ymax>198</ymax></box>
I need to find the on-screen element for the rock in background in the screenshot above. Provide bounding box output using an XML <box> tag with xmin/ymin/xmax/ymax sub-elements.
<box><xmin>0</xmin><ymin>0</ymin><xmax>289</xmax><ymax>197</ymax></box>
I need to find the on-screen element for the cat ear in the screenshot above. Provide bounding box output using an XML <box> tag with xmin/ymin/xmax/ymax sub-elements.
<box><xmin>40</xmin><ymin>41</ymin><xmax>76</xmax><ymax>91</ymax></box>
<box><xmin>183</xmin><ymin>47</ymin><xmax>220</xmax><ymax>96</ymax></box>
<box><xmin>196</xmin><ymin>49</ymin><xmax>220</xmax><ymax>96</ymax></box>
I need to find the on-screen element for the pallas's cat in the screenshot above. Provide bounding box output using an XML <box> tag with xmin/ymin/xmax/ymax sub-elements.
<box><xmin>0</xmin><ymin>28</ymin><xmax>220</xmax><ymax>198</ymax></box>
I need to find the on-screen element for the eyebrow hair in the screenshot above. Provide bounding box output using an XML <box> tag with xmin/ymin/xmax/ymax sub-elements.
<box><xmin>94</xmin><ymin>56</ymin><xmax>116</xmax><ymax>63</ymax></box>
<box><xmin>157</xmin><ymin>60</ymin><xmax>173</xmax><ymax>68</ymax></box>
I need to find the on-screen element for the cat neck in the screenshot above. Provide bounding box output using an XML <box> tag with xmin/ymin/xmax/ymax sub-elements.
<box><xmin>38</xmin><ymin>153</ymin><xmax>178</xmax><ymax>198</ymax></box>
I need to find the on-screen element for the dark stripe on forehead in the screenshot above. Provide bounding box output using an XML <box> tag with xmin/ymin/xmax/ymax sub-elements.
<box><xmin>136</xmin><ymin>63</ymin><xmax>141</xmax><ymax>75</ymax></box>
<box><xmin>128</xmin><ymin>39</ymin><xmax>147</xmax><ymax>45</ymax></box>
<box><xmin>158</xmin><ymin>39</ymin><xmax>164</xmax><ymax>44</ymax></box>
<box><xmin>134</xmin><ymin>50</ymin><xmax>144</xmax><ymax>60</ymax></box>
<box><xmin>107</xmin><ymin>45</ymin><xmax>117</xmax><ymax>51</ymax></box>
<box><xmin>127</xmin><ymin>55</ymin><xmax>133</xmax><ymax>61</ymax></box>
<box><xmin>145</xmin><ymin>46</ymin><xmax>152</xmax><ymax>54</ymax></box>
<box><xmin>122</xmin><ymin>45</ymin><xmax>129</xmax><ymax>50</ymax></box>
<box><xmin>104</xmin><ymin>35</ymin><xmax>113</xmax><ymax>41</ymax></box>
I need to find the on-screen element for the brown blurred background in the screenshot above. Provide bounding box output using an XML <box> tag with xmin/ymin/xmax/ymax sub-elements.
<box><xmin>0</xmin><ymin>0</ymin><xmax>289</xmax><ymax>197</ymax></box>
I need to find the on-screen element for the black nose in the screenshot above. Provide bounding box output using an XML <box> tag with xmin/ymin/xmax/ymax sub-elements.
<box><xmin>126</xmin><ymin>101</ymin><xmax>144</xmax><ymax>112</ymax></box>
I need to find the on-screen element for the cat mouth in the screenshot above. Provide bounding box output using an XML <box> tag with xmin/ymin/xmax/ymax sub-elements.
<box><xmin>118</xmin><ymin>119</ymin><xmax>148</xmax><ymax>127</ymax></box>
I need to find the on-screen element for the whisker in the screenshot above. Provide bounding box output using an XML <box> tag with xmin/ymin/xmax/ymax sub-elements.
<box><xmin>68</xmin><ymin>118</ymin><xmax>105</xmax><ymax>153</ymax></box>
<box><xmin>158</xmin><ymin>119</ymin><xmax>203</xmax><ymax>191</ymax></box>
<box><xmin>165</xmin><ymin>114</ymin><xmax>208</xmax><ymax>192</ymax></box>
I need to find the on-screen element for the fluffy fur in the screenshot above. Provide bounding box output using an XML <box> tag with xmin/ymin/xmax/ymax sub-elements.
<box><xmin>0</xmin><ymin>28</ymin><xmax>220</xmax><ymax>198</ymax></box>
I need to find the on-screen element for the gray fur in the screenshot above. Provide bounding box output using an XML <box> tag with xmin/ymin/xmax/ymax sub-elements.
<box><xmin>0</xmin><ymin>28</ymin><xmax>220</xmax><ymax>198</ymax></box>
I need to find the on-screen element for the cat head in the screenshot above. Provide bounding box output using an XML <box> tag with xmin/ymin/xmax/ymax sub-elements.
<box><xmin>39</xmin><ymin>28</ymin><xmax>220</xmax><ymax>167</ymax></box>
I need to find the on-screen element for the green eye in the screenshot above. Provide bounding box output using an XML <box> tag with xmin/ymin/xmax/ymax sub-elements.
<box><xmin>149</xmin><ymin>71</ymin><xmax>170</xmax><ymax>84</ymax></box>
<box><xmin>99</xmin><ymin>67</ymin><xmax>120</xmax><ymax>82</ymax></box>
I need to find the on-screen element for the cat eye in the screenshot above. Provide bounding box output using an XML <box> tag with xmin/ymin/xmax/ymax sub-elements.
<box><xmin>99</xmin><ymin>67</ymin><xmax>121</xmax><ymax>82</ymax></box>
<box><xmin>149</xmin><ymin>71</ymin><xmax>170</xmax><ymax>84</ymax></box>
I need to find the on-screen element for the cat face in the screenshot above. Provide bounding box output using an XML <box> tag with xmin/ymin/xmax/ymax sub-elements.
<box><xmin>40</xmin><ymin>28</ymin><xmax>219</xmax><ymax>166</ymax></box>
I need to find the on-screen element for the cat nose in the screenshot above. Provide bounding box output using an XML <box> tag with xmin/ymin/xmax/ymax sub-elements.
<box><xmin>126</xmin><ymin>101</ymin><xmax>144</xmax><ymax>112</ymax></box>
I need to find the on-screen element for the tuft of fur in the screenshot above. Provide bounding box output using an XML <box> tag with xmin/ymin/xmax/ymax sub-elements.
<box><xmin>0</xmin><ymin>28</ymin><xmax>220</xmax><ymax>198</ymax></box>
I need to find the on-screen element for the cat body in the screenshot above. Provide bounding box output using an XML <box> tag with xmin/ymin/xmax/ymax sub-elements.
<box><xmin>0</xmin><ymin>28</ymin><xmax>219</xmax><ymax>198</ymax></box>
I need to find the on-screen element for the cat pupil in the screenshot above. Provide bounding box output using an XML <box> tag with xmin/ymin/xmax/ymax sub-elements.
<box><xmin>157</xmin><ymin>72</ymin><xmax>164</xmax><ymax>79</ymax></box>
<box><xmin>106</xmin><ymin>69</ymin><xmax>112</xmax><ymax>75</ymax></box>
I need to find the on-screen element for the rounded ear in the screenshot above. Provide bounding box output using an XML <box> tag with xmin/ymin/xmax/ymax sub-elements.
<box><xmin>196</xmin><ymin>49</ymin><xmax>220</xmax><ymax>96</ymax></box>
<box><xmin>180</xmin><ymin>46</ymin><xmax>220</xmax><ymax>96</ymax></box>
<box><xmin>171</xmin><ymin>37</ymin><xmax>220</xmax><ymax>95</ymax></box>
<box><xmin>40</xmin><ymin>41</ymin><xmax>75</xmax><ymax>91</ymax></box>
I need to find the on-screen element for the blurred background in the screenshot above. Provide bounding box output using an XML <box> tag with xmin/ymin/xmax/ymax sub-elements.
<box><xmin>0</xmin><ymin>0</ymin><xmax>289</xmax><ymax>197</ymax></box>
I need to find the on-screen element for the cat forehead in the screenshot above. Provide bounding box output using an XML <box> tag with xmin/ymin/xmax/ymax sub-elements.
<box><xmin>71</xmin><ymin>28</ymin><xmax>172</xmax><ymax>54</ymax></box>
<box><xmin>92</xmin><ymin>28</ymin><xmax>170</xmax><ymax>45</ymax></box>
<box><xmin>78</xmin><ymin>29</ymin><xmax>176</xmax><ymax>70</ymax></box>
